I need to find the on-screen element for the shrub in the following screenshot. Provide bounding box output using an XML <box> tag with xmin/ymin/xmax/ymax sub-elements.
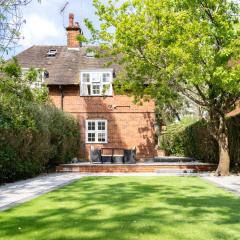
<box><xmin>0</xmin><ymin>104</ymin><xmax>80</xmax><ymax>183</ymax></box>
<box><xmin>160</xmin><ymin>117</ymin><xmax>219</xmax><ymax>163</ymax></box>
<box><xmin>160</xmin><ymin>115</ymin><xmax>240</xmax><ymax>167</ymax></box>
<box><xmin>46</xmin><ymin>105</ymin><xmax>80</xmax><ymax>167</ymax></box>
<box><xmin>0</xmin><ymin>60</ymin><xmax>80</xmax><ymax>183</ymax></box>
<box><xmin>228</xmin><ymin>115</ymin><xmax>240</xmax><ymax>169</ymax></box>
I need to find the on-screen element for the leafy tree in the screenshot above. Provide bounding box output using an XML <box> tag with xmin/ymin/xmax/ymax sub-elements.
<box><xmin>86</xmin><ymin>0</ymin><xmax>240</xmax><ymax>175</ymax></box>
<box><xmin>0</xmin><ymin>58</ymin><xmax>49</xmax><ymax>128</ymax></box>
<box><xmin>0</xmin><ymin>0</ymin><xmax>40</xmax><ymax>58</ymax></box>
<box><xmin>0</xmin><ymin>60</ymin><xmax>80</xmax><ymax>182</ymax></box>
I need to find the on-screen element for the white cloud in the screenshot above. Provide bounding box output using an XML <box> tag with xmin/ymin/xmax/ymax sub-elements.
<box><xmin>8</xmin><ymin>0</ymin><xmax>99</xmax><ymax>58</ymax></box>
<box><xmin>20</xmin><ymin>14</ymin><xmax>64</xmax><ymax>48</ymax></box>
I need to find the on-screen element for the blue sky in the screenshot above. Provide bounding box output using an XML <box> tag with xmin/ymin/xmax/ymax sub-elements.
<box><xmin>7</xmin><ymin>0</ymin><xmax>101</xmax><ymax>58</ymax></box>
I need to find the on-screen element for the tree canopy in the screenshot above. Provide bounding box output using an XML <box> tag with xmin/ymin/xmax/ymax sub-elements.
<box><xmin>86</xmin><ymin>0</ymin><xmax>240</xmax><ymax>175</ymax></box>
<box><xmin>0</xmin><ymin>0</ymin><xmax>40</xmax><ymax>58</ymax></box>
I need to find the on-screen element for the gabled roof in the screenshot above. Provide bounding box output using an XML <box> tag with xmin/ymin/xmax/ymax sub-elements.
<box><xmin>15</xmin><ymin>45</ymin><xmax>119</xmax><ymax>85</ymax></box>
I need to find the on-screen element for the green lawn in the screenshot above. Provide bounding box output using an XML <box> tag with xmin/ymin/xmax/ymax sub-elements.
<box><xmin>0</xmin><ymin>177</ymin><xmax>240</xmax><ymax>240</ymax></box>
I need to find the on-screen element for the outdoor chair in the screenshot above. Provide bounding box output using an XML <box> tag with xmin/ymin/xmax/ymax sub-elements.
<box><xmin>90</xmin><ymin>146</ymin><xmax>101</xmax><ymax>163</ymax></box>
<box><xmin>101</xmin><ymin>148</ymin><xmax>113</xmax><ymax>163</ymax></box>
<box><xmin>113</xmin><ymin>149</ymin><xmax>124</xmax><ymax>164</ymax></box>
<box><xmin>124</xmin><ymin>146</ymin><xmax>136</xmax><ymax>164</ymax></box>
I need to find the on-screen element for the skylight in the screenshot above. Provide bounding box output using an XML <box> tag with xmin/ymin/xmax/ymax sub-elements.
<box><xmin>47</xmin><ymin>49</ymin><xmax>57</xmax><ymax>57</ymax></box>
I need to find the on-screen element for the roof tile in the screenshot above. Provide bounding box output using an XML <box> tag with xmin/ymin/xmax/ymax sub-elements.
<box><xmin>15</xmin><ymin>45</ymin><xmax>119</xmax><ymax>85</ymax></box>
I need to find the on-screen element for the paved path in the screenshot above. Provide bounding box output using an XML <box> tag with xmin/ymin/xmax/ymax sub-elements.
<box><xmin>203</xmin><ymin>176</ymin><xmax>240</xmax><ymax>195</ymax></box>
<box><xmin>0</xmin><ymin>173</ymin><xmax>82</xmax><ymax>211</ymax></box>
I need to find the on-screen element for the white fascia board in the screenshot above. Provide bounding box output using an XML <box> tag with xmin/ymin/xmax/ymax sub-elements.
<box><xmin>80</xmin><ymin>68</ymin><xmax>113</xmax><ymax>73</ymax></box>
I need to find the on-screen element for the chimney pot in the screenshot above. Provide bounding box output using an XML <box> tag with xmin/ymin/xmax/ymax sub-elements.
<box><xmin>66</xmin><ymin>13</ymin><xmax>83</xmax><ymax>48</ymax></box>
<box><xmin>69</xmin><ymin>13</ymin><xmax>74</xmax><ymax>27</ymax></box>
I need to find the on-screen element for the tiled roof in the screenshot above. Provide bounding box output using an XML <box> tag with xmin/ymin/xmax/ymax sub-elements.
<box><xmin>15</xmin><ymin>45</ymin><xmax>119</xmax><ymax>85</ymax></box>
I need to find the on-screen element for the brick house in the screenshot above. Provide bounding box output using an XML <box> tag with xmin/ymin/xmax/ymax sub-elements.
<box><xmin>16</xmin><ymin>13</ymin><xmax>157</xmax><ymax>160</ymax></box>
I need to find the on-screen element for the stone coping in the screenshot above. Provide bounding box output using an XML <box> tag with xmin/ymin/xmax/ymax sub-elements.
<box><xmin>60</xmin><ymin>162</ymin><xmax>217</xmax><ymax>167</ymax></box>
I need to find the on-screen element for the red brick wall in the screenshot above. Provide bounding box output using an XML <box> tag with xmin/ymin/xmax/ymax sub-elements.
<box><xmin>67</xmin><ymin>30</ymin><xmax>80</xmax><ymax>48</ymax></box>
<box><xmin>56</xmin><ymin>163</ymin><xmax>217</xmax><ymax>173</ymax></box>
<box><xmin>49</xmin><ymin>85</ymin><xmax>157</xmax><ymax>160</ymax></box>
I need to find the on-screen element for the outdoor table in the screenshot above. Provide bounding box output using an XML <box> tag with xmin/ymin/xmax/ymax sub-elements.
<box><xmin>101</xmin><ymin>147</ymin><xmax>125</xmax><ymax>163</ymax></box>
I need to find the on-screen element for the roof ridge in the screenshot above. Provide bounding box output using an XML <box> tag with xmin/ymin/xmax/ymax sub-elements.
<box><xmin>32</xmin><ymin>45</ymin><xmax>67</xmax><ymax>47</ymax></box>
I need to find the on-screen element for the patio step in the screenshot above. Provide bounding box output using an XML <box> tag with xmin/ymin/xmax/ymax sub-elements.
<box><xmin>150</xmin><ymin>156</ymin><xmax>196</xmax><ymax>163</ymax></box>
<box><xmin>154</xmin><ymin>169</ymin><xmax>197</xmax><ymax>174</ymax></box>
<box><xmin>56</xmin><ymin>162</ymin><xmax>217</xmax><ymax>173</ymax></box>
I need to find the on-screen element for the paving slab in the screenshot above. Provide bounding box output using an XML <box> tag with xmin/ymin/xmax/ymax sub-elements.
<box><xmin>202</xmin><ymin>176</ymin><xmax>240</xmax><ymax>195</ymax></box>
<box><xmin>0</xmin><ymin>173</ymin><xmax>82</xmax><ymax>211</ymax></box>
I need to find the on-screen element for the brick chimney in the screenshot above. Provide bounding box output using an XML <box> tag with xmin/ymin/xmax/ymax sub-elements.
<box><xmin>66</xmin><ymin>13</ymin><xmax>83</xmax><ymax>48</ymax></box>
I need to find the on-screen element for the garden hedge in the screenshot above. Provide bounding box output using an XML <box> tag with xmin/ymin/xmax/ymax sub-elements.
<box><xmin>0</xmin><ymin>104</ymin><xmax>80</xmax><ymax>183</ymax></box>
<box><xmin>228</xmin><ymin>115</ymin><xmax>240</xmax><ymax>168</ymax></box>
<box><xmin>0</xmin><ymin>61</ymin><xmax>80</xmax><ymax>183</ymax></box>
<box><xmin>160</xmin><ymin>116</ymin><xmax>240</xmax><ymax>168</ymax></box>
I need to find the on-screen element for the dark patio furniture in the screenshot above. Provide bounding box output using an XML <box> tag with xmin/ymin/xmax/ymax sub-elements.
<box><xmin>90</xmin><ymin>146</ymin><xmax>136</xmax><ymax>164</ymax></box>
<box><xmin>90</xmin><ymin>146</ymin><xmax>101</xmax><ymax>163</ymax></box>
<box><xmin>124</xmin><ymin>147</ymin><xmax>136</xmax><ymax>164</ymax></box>
<box><xmin>101</xmin><ymin>148</ymin><xmax>114</xmax><ymax>163</ymax></box>
<box><xmin>112</xmin><ymin>148</ymin><xmax>124</xmax><ymax>164</ymax></box>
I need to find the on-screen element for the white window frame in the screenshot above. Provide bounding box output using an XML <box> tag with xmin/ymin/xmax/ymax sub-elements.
<box><xmin>86</xmin><ymin>119</ymin><xmax>108</xmax><ymax>144</ymax></box>
<box><xmin>22</xmin><ymin>68</ymin><xmax>45</xmax><ymax>89</ymax></box>
<box><xmin>80</xmin><ymin>69</ymin><xmax>113</xmax><ymax>96</ymax></box>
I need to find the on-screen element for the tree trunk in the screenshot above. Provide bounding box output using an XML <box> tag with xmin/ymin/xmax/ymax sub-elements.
<box><xmin>215</xmin><ymin>119</ymin><xmax>230</xmax><ymax>176</ymax></box>
<box><xmin>215</xmin><ymin>136</ymin><xmax>230</xmax><ymax>176</ymax></box>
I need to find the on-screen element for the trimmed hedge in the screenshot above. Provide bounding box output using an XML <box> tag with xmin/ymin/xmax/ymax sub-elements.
<box><xmin>160</xmin><ymin>117</ymin><xmax>219</xmax><ymax>163</ymax></box>
<box><xmin>160</xmin><ymin>116</ymin><xmax>240</xmax><ymax>167</ymax></box>
<box><xmin>0</xmin><ymin>61</ymin><xmax>80</xmax><ymax>183</ymax></box>
<box><xmin>228</xmin><ymin>115</ymin><xmax>240</xmax><ymax>168</ymax></box>
<box><xmin>0</xmin><ymin>105</ymin><xmax>80</xmax><ymax>183</ymax></box>
<box><xmin>0</xmin><ymin>104</ymin><xmax>80</xmax><ymax>183</ymax></box>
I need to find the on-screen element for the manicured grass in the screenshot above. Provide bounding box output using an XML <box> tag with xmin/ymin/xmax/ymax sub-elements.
<box><xmin>0</xmin><ymin>177</ymin><xmax>240</xmax><ymax>240</ymax></box>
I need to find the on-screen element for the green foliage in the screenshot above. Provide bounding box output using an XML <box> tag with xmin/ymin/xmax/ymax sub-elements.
<box><xmin>0</xmin><ymin>0</ymin><xmax>41</xmax><ymax>58</ymax></box>
<box><xmin>228</xmin><ymin>115</ymin><xmax>240</xmax><ymax>169</ymax></box>
<box><xmin>46</xmin><ymin>106</ymin><xmax>80</xmax><ymax>167</ymax></box>
<box><xmin>161</xmin><ymin>115</ymin><xmax>240</xmax><ymax>167</ymax></box>
<box><xmin>1</xmin><ymin>177</ymin><xmax>240</xmax><ymax>240</ymax></box>
<box><xmin>0</xmin><ymin>60</ymin><xmax>80</xmax><ymax>183</ymax></box>
<box><xmin>87</xmin><ymin>0</ymin><xmax>240</xmax><ymax>173</ymax></box>
<box><xmin>160</xmin><ymin>117</ymin><xmax>219</xmax><ymax>163</ymax></box>
<box><xmin>87</xmin><ymin>0</ymin><xmax>240</xmax><ymax>111</ymax></box>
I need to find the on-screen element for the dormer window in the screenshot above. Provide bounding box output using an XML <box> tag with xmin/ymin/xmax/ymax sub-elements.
<box><xmin>80</xmin><ymin>70</ymin><xmax>113</xmax><ymax>96</ymax></box>
<box><xmin>47</xmin><ymin>49</ymin><xmax>57</xmax><ymax>57</ymax></box>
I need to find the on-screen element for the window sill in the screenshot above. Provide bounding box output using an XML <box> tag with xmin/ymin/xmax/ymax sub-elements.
<box><xmin>86</xmin><ymin>142</ymin><xmax>108</xmax><ymax>144</ymax></box>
